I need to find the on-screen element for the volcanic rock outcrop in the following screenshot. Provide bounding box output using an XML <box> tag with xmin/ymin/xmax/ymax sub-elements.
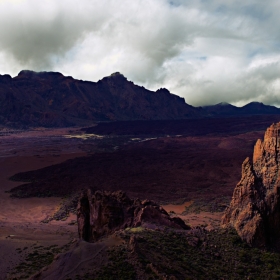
<box><xmin>222</xmin><ymin>122</ymin><xmax>280</xmax><ymax>248</ymax></box>
<box><xmin>77</xmin><ymin>190</ymin><xmax>190</xmax><ymax>242</ymax></box>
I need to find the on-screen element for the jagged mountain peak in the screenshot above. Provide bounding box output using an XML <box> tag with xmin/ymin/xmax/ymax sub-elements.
<box><xmin>101</xmin><ymin>72</ymin><xmax>128</xmax><ymax>81</ymax></box>
<box><xmin>0</xmin><ymin>69</ymin><xmax>280</xmax><ymax>127</ymax></box>
<box><xmin>110</xmin><ymin>71</ymin><xmax>126</xmax><ymax>78</ymax></box>
<box><xmin>156</xmin><ymin>88</ymin><xmax>171</xmax><ymax>94</ymax></box>
<box><xmin>0</xmin><ymin>70</ymin><xmax>200</xmax><ymax>127</ymax></box>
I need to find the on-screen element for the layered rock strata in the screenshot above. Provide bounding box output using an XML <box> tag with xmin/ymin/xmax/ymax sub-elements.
<box><xmin>77</xmin><ymin>190</ymin><xmax>190</xmax><ymax>242</ymax></box>
<box><xmin>222</xmin><ymin>123</ymin><xmax>280</xmax><ymax>248</ymax></box>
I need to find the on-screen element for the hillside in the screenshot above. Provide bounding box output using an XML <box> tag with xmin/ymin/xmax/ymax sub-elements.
<box><xmin>0</xmin><ymin>70</ymin><xmax>199</xmax><ymax>127</ymax></box>
<box><xmin>1</xmin><ymin>70</ymin><xmax>280</xmax><ymax>128</ymax></box>
<box><xmin>203</xmin><ymin>101</ymin><xmax>280</xmax><ymax>117</ymax></box>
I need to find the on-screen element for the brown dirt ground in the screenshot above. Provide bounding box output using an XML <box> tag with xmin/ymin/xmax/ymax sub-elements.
<box><xmin>0</xmin><ymin>122</ymin><xmax>272</xmax><ymax>278</ymax></box>
<box><xmin>9</xmin><ymin>131</ymin><xmax>264</xmax><ymax>205</ymax></box>
<box><xmin>162</xmin><ymin>202</ymin><xmax>223</xmax><ymax>230</ymax></box>
<box><xmin>162</xmin><ymin>201</ymin><xmax>193</xmax><ymax>214</ymax></box>
<box><xmin>0</xmin><ymin>128</ymin><xmax>86</xmax><ymax>279</ymax></box>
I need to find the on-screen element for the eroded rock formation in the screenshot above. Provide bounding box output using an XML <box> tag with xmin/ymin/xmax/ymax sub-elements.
<box><xmin>77</xmin><ymin>190</ymin><xmax>190</xmax><ymax>242</ymax></box>
<box><xmin>222</xmin><ymin>122</ymin><xmax>280</xmax><ymax>248</ymax></box>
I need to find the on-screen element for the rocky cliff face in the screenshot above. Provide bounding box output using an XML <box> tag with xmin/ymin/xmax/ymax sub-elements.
<box><xmin>77</xmin><ymin>190</ymin><xmax>190</xmax><ymax>242</ymax></box>
<box><xmin>222</xmin><ymin>123</ymin><xmax>280</xmax><ymax>248</ymax></box>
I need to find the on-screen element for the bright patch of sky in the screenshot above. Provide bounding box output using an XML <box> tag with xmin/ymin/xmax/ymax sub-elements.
<box><xmin>0</xmin><ymin>0</ymin><xmax>279</xmax><ymax>106</ymax></box>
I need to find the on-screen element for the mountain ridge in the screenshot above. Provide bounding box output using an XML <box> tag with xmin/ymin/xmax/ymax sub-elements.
<box><xmin>0</xmin><ymin>70</ymin><xmax>199</xmax><ymax>127</ymax></box>
<box><xmin>0</xmin><ymin>70</ymin><xmax>280</xmax><ymax>127</ymax></box>
<box><xmin>202</xmin><ymin>101</ymin><xmax>280</xmax><ymax>117</ymax></box>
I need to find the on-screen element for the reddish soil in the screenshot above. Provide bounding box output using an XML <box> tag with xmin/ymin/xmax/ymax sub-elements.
<box><xmin>0</xmin><ymin>128</ymin><xmax>87</xmax><ymax>278</ymax></box>
<box><xmin>162</xmin><ymin>202</ymin><xmax>223</xmax><ymax>230</ymax></box>
<box><xmin>162</xmin><ymin>201</ymin><xmax>193</xmax><ymax>214</ymax></box>
<box><xmin>0</xmin><ymin>118</ymin><xmax>278</xmax><ymax>278</ymax></box>
<box><xmin>10</xmin><ymin>131</ymin><xmax>263</xmax><ymax>209</ymax></box>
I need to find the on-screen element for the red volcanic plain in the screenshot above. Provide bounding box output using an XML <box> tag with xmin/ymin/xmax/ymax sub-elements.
<box><xmin>0</xmin><ymin>116</ymin><xmax>279</xmax><ymax>277</ymax></box>
<box><xmin>9</xmin><ymin>130</ymin><xmax>263</xmax><ymax>205</ymax></box>
<box><xmin>0</xmin><ymin>128</ymin><xmax>86</xmax><ymax>278</ymax></box>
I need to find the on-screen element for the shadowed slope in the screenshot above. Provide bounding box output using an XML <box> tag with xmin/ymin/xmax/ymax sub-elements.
<box><xmin>0</xmin><ymin>71</ymin><xmax>199</xmax><ymax>127</ymax></box>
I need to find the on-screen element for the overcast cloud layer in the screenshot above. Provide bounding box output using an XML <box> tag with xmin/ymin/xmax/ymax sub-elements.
<box><xmin>0</xmin><ymin>0</ymin><xmax>280</xmax><ymax>106</ymax></box>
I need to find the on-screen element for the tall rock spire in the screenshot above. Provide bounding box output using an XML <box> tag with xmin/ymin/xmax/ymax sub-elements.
<box><xmin>222</xmin><ymin>123</ymin><xmax>280</xmax><ymax>248</ymax></box>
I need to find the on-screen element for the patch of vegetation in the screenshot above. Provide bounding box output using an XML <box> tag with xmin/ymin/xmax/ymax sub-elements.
<box><xmin>10</xmin><ymin>226</ymin><xmax>280</xmax><ymax>279</ymax></box>
<box><xmin>75</xmin><ymin>245</ymin><xmax>136</xmax><ymax>280</ymax></box>
<box><xmin>72</xmin><ymin>227</ymin><xmax>280</xmax><ymax>279</ymax></box>
<box><xmin>115</xmin><ymin>227</ymin><xmax>280</xmax><ymax>280</ymax></box>
<box><xmin>8</xmin><ymin>243</ymin><xmax>72</xmax><ymax>279</ymax></box>
<box><xmin>125</xmin><ymin>226</ymin><xmax>145</xmax><ymax>233</ymax></box>
<box><xmin>95</xmin><ymin>248</ymin><xmax>136</xmax><ymax>280</ymax></box>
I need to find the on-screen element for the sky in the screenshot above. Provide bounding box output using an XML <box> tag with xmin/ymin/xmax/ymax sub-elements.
<box><xmin>0</xmin><ymin>0</ymin><xmax>280</xmax><ymax>107</ymax></box>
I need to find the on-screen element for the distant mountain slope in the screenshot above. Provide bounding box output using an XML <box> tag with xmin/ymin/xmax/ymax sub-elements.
<box><xmin>202</xmin><ymin>102</ymin><xmax>280</xmax><ymax>117</ymax></box>
<box><xmin>202</xmin><ymin>102</ymin><xmax>241</xmax><ymax>116</ymax></box>
<box><xmin>0</xmin><ymin>70</ymin><xmax>280</xmax><ymax>127</ymax></box>
<box><xmin>239</xmin><ymin>102</ymin><xmax>280</xmax><ymax>115</ymax></box>
<box><xmin>0</xmin><ymin>70</ymin><xmax>200</xmax><ymax>127</ymax></box>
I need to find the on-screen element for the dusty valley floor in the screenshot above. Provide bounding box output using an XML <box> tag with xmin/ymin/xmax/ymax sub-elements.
<box><xmin>0</xmin><ymin>118</ymin><xmax>275</xmax><ymax>279</ymax></box>
<box><xmin>0</xmin><ymin>128</ymin><xmax>86</xmax><ymax>279</ymax></box>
